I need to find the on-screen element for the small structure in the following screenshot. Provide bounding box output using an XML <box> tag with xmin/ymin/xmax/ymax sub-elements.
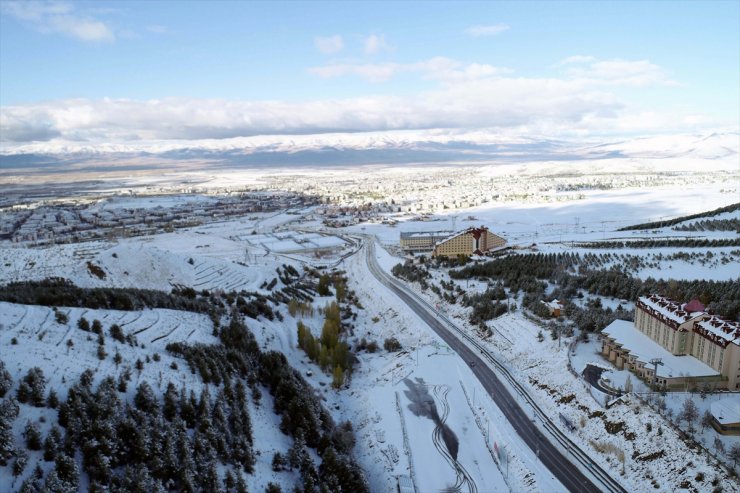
<box><xmin>397</xmin><ymin>475</ymin><xmax>415</xmax><ymax>493</ymax></box>
<box><xmin>542</xmin><ymin>299</ymin><xmax>564</xmax><ymax>317</ymax></box>
<box><xmin>710</xmin><ymin>400</ymin><xmax>740</xmax><ymax>435</ymax></box>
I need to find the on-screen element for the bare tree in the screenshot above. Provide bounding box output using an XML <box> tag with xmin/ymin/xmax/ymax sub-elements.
<box><xmin>714</xmin><ymin>436</ymin><xmax>725</xmax><ymax>455</ymax></box>
<box><xmin>680</xmin><ymin>397</ymin><xmax>699</xmax><ymax>432</ymax></box>
<box><xmin>729</xmin><ymin>443</ymin><xmax>740</xmax><ymax>468</ymax></box>
<box><xmin>700</xmin><ymin>410</ymin><xmax>713</xmax><ymax>432</ymax></box>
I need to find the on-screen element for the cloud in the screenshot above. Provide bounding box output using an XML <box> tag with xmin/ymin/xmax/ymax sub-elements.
<box><xmin>364</xmin><ymin>34</ymin><xmax>392</xmax><ymax>55</ymax></box>
<box><xmin>559</xmin><ymin>55</ymin><xmax>597</xmax><ymax>65</ymax></box>
<box><xmin>0</xmin><ymin>55</ymin><xmax>708</xmax><ymax>147</ymax></box>
<box><xmin>314</xmin><ymin>35</ymin><xmax>343</xmax><ymax>54</ymax></box>
<box><xmin>309</xmin><ymin>56</ymin><xmax>511</xmax><ymax>82</ymax></box>
<box><xmin>0</xmin><ymin>80</ymin><xmax>620</xmax><ymax>143</ymax></box>
<box><xmin>559</xmin><ymin>56</ymin><xmax>677</xmax><ymax>87</ymax></box>
<box><xmin>4</xmin><ymin>1</ymin><xmax>115</xmax><ymax>42</ymax></box>
<box><xmin>465</xmin><ymin>23</ymin><xmax>510</xmax><ymax>37</ymax></box>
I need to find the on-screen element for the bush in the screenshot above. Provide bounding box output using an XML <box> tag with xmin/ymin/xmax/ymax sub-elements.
<box><xmin>383</xmin><ymin>337</ymin><xmax>402</xmax><ymax>352</ymax></box>
<box><xmin>110</xmin><ymin>324</ymin><xmax>125</xmax><ymax>343</ymax></box>
<box><xmin>54</xmin><ymin>310</ymin><xmax>69</xmax><ymax>325</ymax></box>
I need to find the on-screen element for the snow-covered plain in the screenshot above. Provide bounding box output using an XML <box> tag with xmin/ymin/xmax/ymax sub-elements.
<box><xmin>1</xmin><ymin>151</ymin><xmax>739</xmax><ymax>492</ymax></box>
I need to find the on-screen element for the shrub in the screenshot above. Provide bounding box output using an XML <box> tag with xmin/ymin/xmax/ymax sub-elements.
<box><xmin>383</xmin><ymin>337</ymin><xmax>402</xmax><ymax>352</ymax></box>
<box><xmin>54</xmin><ymin>310</ymin><xmax>69</xmax><ymax>325</ymax></box>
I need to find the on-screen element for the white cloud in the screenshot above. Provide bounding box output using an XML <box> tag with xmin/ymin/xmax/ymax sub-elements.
<box><xmin>559</xmin><ymin>55</ymin><xmax>597</xmax><ymax>65</ymax></box>
<box><xmin>4</xmin><ymin>1</ymin><xmax>115</xmax><ymax>42</ymax></box>
<box><xmin>0</xmin><ymin>55</ymin><xmax>710</xmax><ymax>146</ymax></box>
<box><xmin>465</xmin><ymin>23</ymin><xmax>510</xmax><ymax>37</ymax></box>
<box><xmin>364</xmin><ymin>34</ymin><xmax>392</xmax><ymax>55</ymax></box>
<box><xmin>560</xmin><ymin>56</ymin><xmax>677</xmax><ymax>87</ymax></box>
<box><xmin>314</xmin><ymin>34</ymin><xmax>343</xmax><ymax>54</ymax></box>
<box><xmin>309</xmin><ymin>56</ymin><xmax>511</xmax><ymax>82</ymax></box>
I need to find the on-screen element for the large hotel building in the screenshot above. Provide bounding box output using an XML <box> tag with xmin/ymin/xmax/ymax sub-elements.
<box><xmin>602</xmin><ymin>294</ymin><xmax>740</xmax><ymax>390</ymax></box>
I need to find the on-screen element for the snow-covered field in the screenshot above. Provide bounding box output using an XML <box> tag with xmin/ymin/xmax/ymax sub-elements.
<box><xmin>0</xmin><ymin>216</ymin><xmax>351</xmax><ymax>292</ymax></box>
<box><xmin>1</xmin><ymin>163</ymin><xmax>738</xmax><ymax>492</ymax></box>
<box><xmin>346</xmin><ymin>182</ymin><xmax>737</xmax><ymax>247</ymax></box>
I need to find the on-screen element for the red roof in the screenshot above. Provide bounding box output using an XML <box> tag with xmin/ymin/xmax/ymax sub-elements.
<box><xmin>684</xmin><ymin>299</ymin><xmax>705</xmax><ymax>313</ymax></box>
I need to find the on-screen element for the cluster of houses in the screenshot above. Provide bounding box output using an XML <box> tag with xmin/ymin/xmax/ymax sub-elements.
<box><xmin>1</xmin><ymin>192</ymin><xmax>318</xmax><ymax>245</ymax></box>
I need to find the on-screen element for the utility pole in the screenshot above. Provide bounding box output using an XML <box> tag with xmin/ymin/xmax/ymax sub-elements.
<box><xmin>649</xmin><ymin>358</ymin><xmax>664</xmax><ymax>391</ymax></box>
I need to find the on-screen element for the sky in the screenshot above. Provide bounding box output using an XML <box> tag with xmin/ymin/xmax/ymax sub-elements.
<box><xmin>0</xmin><ymin>0</ymin><xmax>738</xmax><ymax>148</ymax></box>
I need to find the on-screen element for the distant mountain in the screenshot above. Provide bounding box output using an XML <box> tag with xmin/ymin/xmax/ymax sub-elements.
<box><xmin>1</xmin><ymin>129</ymin><xmax>737</xmax><ymax>172</ymax></box>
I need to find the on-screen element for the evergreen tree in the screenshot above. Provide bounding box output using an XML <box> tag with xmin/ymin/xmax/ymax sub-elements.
<box><xmin>163</xmin><ymin>382</ymin><xmax>179</xmax><ymax>421</ymax></box>
<box><xmin>18</xmin><ymin>463</ymin><xmax>45</xmax><ymax>493</ymax></box>
<box><xmin>44</xmin><ymin>425</ymin><xmax>62</xmax><ymax>462</ymax></box>
<box><xmin>0</xmin><ymin>360</ymin><xmax>12</xmax><ymax>398</ymax></box>
<box><xmin>134</xmin><ymin>381</ymin><xmax>158</xmax><ymax>415</ymax></box>
<box><xmin>47</xmin><ymin>388</ymin><xmax>59</xmax><ymax>409</ymax></box>
<box><xmin>24</xmin><ymin>420</ymin><xmax>43</xmax><ymax>450</ymax></box>
<box><xmin>17</xmin><ymin>367</ymin><xmax>46</xmax><ymax>406</ymax></box>
<box><xmin>13</xmin><ymin>448</ymin><xmax>28</xmax><ymax>477</ymax></box>
<box><xmin>0</xmin><ymin>397</ymin><xmax>20</xmax><ymax>465</ymax></box>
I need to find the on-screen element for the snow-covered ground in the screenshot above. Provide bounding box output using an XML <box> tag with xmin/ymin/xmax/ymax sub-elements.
<box><xmin>371</xmin><ymin>247</ymin><xmax>740</xmax><ymax>492</ymax></box>
<box><xmin>345</xmin><ymin>182</ymin><xmax>737</xmax><ymax>248</ymax></box>
<box><xmin>1</xmin><ymin>167</ymin><xmax>738</xmax><ymax>492</ymax></box>
<box><xmin>0</xmin><ymin>215</ymin><xmax>352</xmax><ymax>292</ymax></box>
<box><xmin>0</xmin><ymin>300</ymin><xmax>315</xmax><ymax>493</ymax></box>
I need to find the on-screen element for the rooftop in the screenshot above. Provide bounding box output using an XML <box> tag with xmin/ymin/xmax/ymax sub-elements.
<box><xmin>695</xmin><ymin>315</ymin><xmax>740</xmax><ymax>346</ymax></box>
<box><xmin>710</xmin><ymin>399</ymin><xmax>740</xmax><ymax>425</ymax></box>
<box><xmin>400</xmin><ymin>230</ymin><xmax>453</xmax><ymax>239</ymax></box>
<box><xmin>602</xmin><ymin>319</ymin><xmax>720</xmax><ymax>378</ymax></box>
<box><xmin>638</xmin><ymin>294</ymin><xmax>704</xmax><ymax>325</ymax></box>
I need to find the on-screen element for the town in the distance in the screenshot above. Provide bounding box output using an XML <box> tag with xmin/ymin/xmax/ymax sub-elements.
<box><xmin>0</xmin><ymin>129</ymin><xmax>738</xmax><ymax>493</ymax></box>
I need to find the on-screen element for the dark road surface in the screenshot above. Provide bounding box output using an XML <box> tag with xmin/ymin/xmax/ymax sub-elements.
<box><xmin>364</xmin><ymin>241</ymin><xmax>626</xmax><ymax>493</ymax></box>
<box><xmin>583</xmin><ymin>364</ymin><xmax>623</xmax><ymax>397</ymax></box>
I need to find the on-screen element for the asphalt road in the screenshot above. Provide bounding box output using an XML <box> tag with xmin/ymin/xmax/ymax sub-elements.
<box><xmin>364</xmin><ymin>243</ymin><xmax>604</xmax><ymax>493</ymax></box>
<box><xmin>583</xmin><ymin>364</ymin><xmax>623</xmax><ymax>397</ymax></box>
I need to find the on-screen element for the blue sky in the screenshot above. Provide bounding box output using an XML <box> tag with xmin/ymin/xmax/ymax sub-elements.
<box><xmin>0</xmin><ymin>0</ymin><xmax>738</xmax><ymax>145</ymax></box>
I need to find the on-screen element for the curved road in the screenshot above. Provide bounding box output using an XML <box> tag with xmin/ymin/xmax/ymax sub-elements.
<box><xmin>363</xmin><ymin>240</ymin><xmax>624</xmax><ymax>493</ymax></box>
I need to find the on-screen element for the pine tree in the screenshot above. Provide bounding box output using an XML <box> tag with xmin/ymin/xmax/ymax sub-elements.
<box><xmin>0</xmin><ymin>397</ymin><xmax>20</xmax><ymax>465</ymax></box>
<box><xmin>47</xmin><ymin>389</ymin><xmax>59</xmax><ymax>409</ymax></box>
<box><xmin>0</xmin><ymin>360</ymin><xmax>12</xmax><ymax>398</ymax></box>
<box><xmin>13</xmin><ymin>448</ymin><xmax>28</xmax><ymax>477</ymax></box>
<box><xmin>17</xmin><ymin>367</ymin><xmax>46</xmax><ymax>406</ymax></box>
<box><xmin>134</xmin><ymin>381</ymin><xmax>158</xmax><ymax>414</ymax></box>
<box><xmin>24</xmin><ymin>420</ymin><xmax>42</xmax><ymax>450</ymax></box>
<box><xmin>44</xmin><ymin>425</ymin><xmax>62</xmax><ymax>462</ymax></box>
<box><xmin>163</xmin><ymin>382</ymin><xmax>179</xmax><ymax>421</ymax></box>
